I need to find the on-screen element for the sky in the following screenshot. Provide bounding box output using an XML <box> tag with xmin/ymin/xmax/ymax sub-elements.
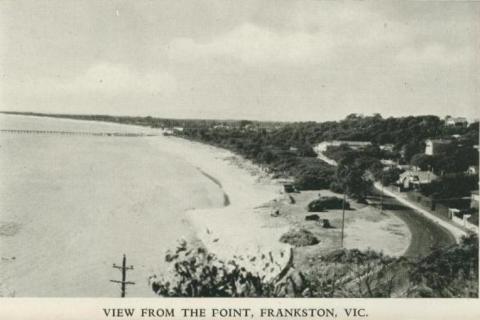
<box><xmin>0</xmin><ymin>0</ymin><xmax>479</xmax><ymax>121</ymax></box>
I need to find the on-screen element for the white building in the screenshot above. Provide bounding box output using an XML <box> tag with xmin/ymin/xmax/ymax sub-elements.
<box><xmin>466</xmin><ymin>166</ymin><xmax>479</xmax><ymax>176</ymax></box>
<box><xmin>425</xmin><ymin>139</ymin><xmax>451</xmax><ymax>156</ymax></box>
<box><xmin>445</xmin><ymin>116</ymin><xmax>468</xmax><ymax>127</ymax></box>
<box><xmin>380</xmin><ymin>144</ymin><xmax>395</xmax><ymax>152</ymax></box>
<box><xmin>315</xmin><ymin>140</ymin><xmax>372</xmax><ymax>152</ymax></box>
<box><xmin>397</xmin><ymin>170</ymin><xmax>439</xmax><ymax>190</ymax></box>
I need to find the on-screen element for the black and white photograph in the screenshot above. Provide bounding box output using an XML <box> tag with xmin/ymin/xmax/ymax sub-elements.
<box><xmin>0</xmin><ymin>0</ymin><xmax>479</xmax><ymax>311</ymax></box>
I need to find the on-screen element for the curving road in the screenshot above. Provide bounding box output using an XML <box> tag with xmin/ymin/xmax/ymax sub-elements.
<box><xmin>316</xmin><ymin>149</ymin><xmax>458</xmax><ymax>257</ymax></box>
<box><xmin>369</xmin><ymin>190</ymin><xmax>455</xmax><ymax>257</ymax></box>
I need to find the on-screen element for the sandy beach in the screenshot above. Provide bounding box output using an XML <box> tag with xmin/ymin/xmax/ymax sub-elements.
<box><xmin>145</xmin><ymin>136</ymin><xmax>292</xmax><ymax>280</ymax></box>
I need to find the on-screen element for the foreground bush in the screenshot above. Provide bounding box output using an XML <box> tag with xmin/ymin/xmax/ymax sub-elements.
<box><xmin>150</xmin><ymin>236</ymin><xmax>478</xmax><ymax>298</ymax></box>
<box><xmin>307</xmin><ymin>196</ymin><xmax>350</xmax><ymax>212</ymax></box>
<box><xmin>149</xmin><ymin>241</ymin><xmax>275</xmax><ymax>297</ymax></box>
<box><xmin>407</xmin><ymin>234</ymin><xmax>478</xmax><ymax>297</ymax></box>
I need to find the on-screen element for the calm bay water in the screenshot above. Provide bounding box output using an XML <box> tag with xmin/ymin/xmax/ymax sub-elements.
<box><xmin>0</xmin><ymin>115</ymin><xmax>224</xmax><ymax>297</ymax></box>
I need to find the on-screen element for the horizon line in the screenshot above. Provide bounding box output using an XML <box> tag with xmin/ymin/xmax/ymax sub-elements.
<box><xmin>1</xmin><ymin>110</ymin><xmax>478</xmax><ymax>124</ymax></box>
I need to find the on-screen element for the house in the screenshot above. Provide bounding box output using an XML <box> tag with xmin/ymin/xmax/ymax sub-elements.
<box><xmin>173</xmin><ymin>126</ymin><xmax>184</xmax><ymax>132</ymax></box>
<box><xmin>163</xmin><ymin>128</ymin><xmax>174</xmax><ymax>136</ymax></box>
<box><xmin>445</xmin><ymin>116</ymin><xmax>468</xmax><ymax>127</ymax></box>
<box><xmin>449</xmin><ymin>206</ymin><xmax>479</xmax><ymax>233</ymax></box>
<box><xmin>471</xmin><ymin>190</ymin><xmax>479</xmax><ymax>209</ymax></box>
<box><xmin>425</xmin><ymin>139</ymin><xmax>452</xmax><ymax>156</ymax></box>
<box><xmin>380</xmin><ymin>159</ymin><xmax>397</xmax><ymax>167</ymax></box>
<box><xmin>397</xmin><ymin>170</ymin><xmax>438</xmax><ymax>190</ymax></box>
<box><xmin>448</xmin><ymin>208</ymin><xmax>462</xmax><ymax>220</ymax></box>
<box><xmin>380</xmin><ymin>144</ymin><xmax>395</xmax><ymax>152</ymax></box>
<box><xmin>315</xmin><ymin>140</ymin><xmax>372</xmax><ymax>152</ymax></box>
<box><xmin>164</xmin><ymin>127</ymin><xmax>184</xmax><ymax>135</ymax></box>
<box><xmin>213</xmin><ymin>124</ymin><xmax>231</xmax><ymax>130</ymax></box>
<box><xmin>340</xmin><ymin>141</ymin><xmax>372</xmax><ymax>150</ymax></box>
<box><xmin>397</xmin><ymin>164</ymin><xmax>414</xmax><ymax>171</ymax></box>
<box><xmin>466</xmin><ymin>166</ymin><xmax>479</xmax><ymax>176</ymax></box>
<box><xmin>242</xmin><ymin>124</ymin><xmax>256</xmax><ymax>131</ymax></box>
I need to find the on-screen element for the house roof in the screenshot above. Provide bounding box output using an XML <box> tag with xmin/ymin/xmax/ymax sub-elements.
<box><xmin>447</xmin><ymin>117</ymin><xmax>468</xmax><ymax>123</ymax></box>
<box><xmin>323</xmin><ymin>140</ymin><xmax>371</xmax><ymax>145</ymax></box>
<box><xmin>399</xmin><ymin>170</ymin><xmax>439</xmax><ymax>183</ymax></box>
<box><xmin>425</xmin><ymin>139</ymin><xmax>451</xmax><ymax>144</ymax></box>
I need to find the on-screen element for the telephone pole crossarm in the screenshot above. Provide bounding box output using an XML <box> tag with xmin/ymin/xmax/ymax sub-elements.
<box><xmin>113</xmin><ymin>264</ymin><xmax>134</xmax><ymax>270</ymax></box>
<box><xmin>110</xmin><ymin>280</ymin><xmax>135</xmax><ymax>285</ymax></box>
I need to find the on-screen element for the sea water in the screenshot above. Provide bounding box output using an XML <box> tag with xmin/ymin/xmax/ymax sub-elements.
<box><xmin>0</xmin><ymin>114</ymin><xmax>224</xmax><ymax>297</ymax></box>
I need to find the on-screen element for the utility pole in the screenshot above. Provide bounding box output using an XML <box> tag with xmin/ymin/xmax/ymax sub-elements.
<box><xmin>341</xmin><ymin>189</ymin><xmax>346</xmax><ymax>248</ymax></box>
<box><xmin>110</xmin><ymin>254</ymin><xmax>135</xmax><ymax>298</ymax></box>
<box><xmin>340</xmin><ymin>165</ymin><xmax>350</xmax><ymax>249</ymax></box>
<box><xmin>380</xmin><ymin>171</ymin><xmax>384</xmax><ymax>214</ymax></box>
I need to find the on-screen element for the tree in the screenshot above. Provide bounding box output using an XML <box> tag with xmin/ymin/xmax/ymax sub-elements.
<box><xmin>432</xmin><ymin>146</ymin><xmax>478</xmax><ymax>174</ymax></box>
<box><xmin>410</xmin><ymin>153</ymin><xmax>433</xmax><ymax>170</ymax></box>
<box><xmin>297</xmin><ymin>144</ymin><xmax>317</xmax><ymax>157</ymax></box>
<box><xmin>260</xmin><ymin>150</ymin><xmax>276</xmax><ymax>164</ymax></box>
<box><xmin>402</xmin><ymin>142</ymin><xmax>424</xmax><ymax>163</ymax></box>
<box><xmin>336</xmin><ymin>154</ymin><xmax>372</xmax><ymax>202</ymax></box>
<box><xmin>295</xmin><ymin>166</ymin><xmax>334</xmax><ymax>190</ymax></box>
<box><xmin>381</xmin><ymin>168</ymin><xmax>404</xmax><ymax>186</ymax></box>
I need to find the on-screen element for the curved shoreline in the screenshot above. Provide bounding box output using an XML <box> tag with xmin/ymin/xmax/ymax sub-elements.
<box><xmin>145</xmin><ymin>135</ymin><xmax>293</xmax><ymax>281</ymax></box>
<box><xmin>196</xmin><ymin>167</ymin><xmax>231</xmax><ymax>207</ymax></box>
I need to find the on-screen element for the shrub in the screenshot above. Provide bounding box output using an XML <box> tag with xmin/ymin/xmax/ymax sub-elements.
<box><xmin>279</xmin><ymin>228</ymin><xmax>319</xmax><ymax>247</ymax></box>
<box><xmin>408</xmin><ymin>235</ymin><xmax>478</xmax><ymax>297</ymax></box>
<box><xmin>150</xmin><ymin>241</ymin><xmax>275</xmax><ymax>297</ymax></box>
<box><xmin>329</xmin><ymin>181</ymin><xmax>344</xmax><ymax>193</ymax></box>
<box><xmin>381</xmin><ymin>167</ymin><xmax>404</xmax><ymax>186</ymax></box>
<box><xmin>305</xmin><ymin>214</ymin><xmax>320</xmax><ymax>221</ymax></box>
<box><xmin>307</xmin><ymin>196</ymin><xmax>350</xmax><ymax>212</ymax></box>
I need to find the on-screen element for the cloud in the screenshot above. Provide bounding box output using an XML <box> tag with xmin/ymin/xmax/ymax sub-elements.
<box><xmin>167</xmin><ymin>23</ymin><xmax>337</xmax><ymax>66</ymax></box>
<box><xmin>165</xmin><ymin>13</ymin><xmax>411</xmax><ymax>68</ymax></box>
